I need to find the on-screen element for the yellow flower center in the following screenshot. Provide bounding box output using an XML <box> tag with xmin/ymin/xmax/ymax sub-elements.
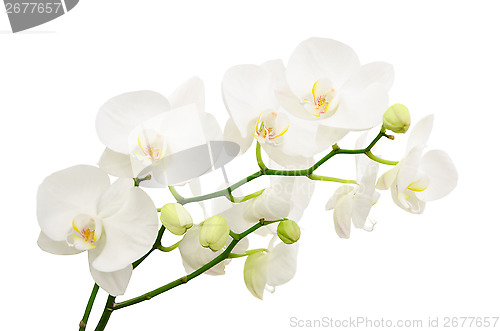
<box><xmin>69</xmin><ymin>215</ymin><xmax>102</xmax><ymax>251</ymax></box>
<box><xmin>253</xmin><ymin>111</ymin><xmax>289</xmax><ymax>145</ymax></box>
<box><xmin>137</xmin><ymin>135</ymin><xmax>164</xmax><ymax>162</ymax></box>
<box><xmin>302</xmin><ymin>78</ymin><xmax>339</xmax><ymax>118</ymax></box>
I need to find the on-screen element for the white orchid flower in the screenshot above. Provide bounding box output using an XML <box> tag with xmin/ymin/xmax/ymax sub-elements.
<box><xmin>243</xmin><ymin>236</ymin><xmax>298</xmax><ymax>300</ymax></box>
<box><xmin>222</xmin><ymin>60</ymin><xmax>336</xmax><ymax>167</ymax></box>
<box><xmin>325</xmin><ymin>133</ymin><xmax>380</xmax><ymax>238</ymax></box>
<box><xmin>376</xmin><ymin>115</ymin><xmax>458</xmax><ymax>214</ymax></box>
<box><xmin>178</xmin><ymin>224</ymin><xmax>249</xmax><ymax>276</ymax></box>
<box><xmin>36</xmin><ymin>165</ymin><xmax>158</xmax><ymax>295</ymax></box>
<box><xmin>276</xmin><ymin>37</ymin><xmax>394</xmax><ymax>145</ymax></box>
<box><xmin>97</xmin><ymin>77</ymin><xmax>236</xmax><ymax>186</ymax></box>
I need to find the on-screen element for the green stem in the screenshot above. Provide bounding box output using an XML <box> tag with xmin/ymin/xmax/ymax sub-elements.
<box><xmin>79</xmin><ymin>283</ymin><xmax>99</xmax><ymax>331</ymax></box>
<box><xmin>84</xmin><ymin>127</ymin><xmax>395</xmax><ymax>330</ymax></box>
<box><xmin>113</xmin><ymin>219</ymin><xmax>282</xmax><ymax>310</ymax></box>
<box><xmin>132</xmin><ymin>226</ymin><xmax>166</xmax><ymax>269</ymax></box>
<box><xmin>224</xmin><ymin>181</ymin><xmax>266</xmax><ymax>204</ymax></box>
<box><xmin>157</xmin><ymin>240</ymin><xmax>181</xmax><ymax>252</ymax></box>
<box><xmin>230</xmin><ymin>188</ymin><xmax>266</xmax><ymax>203</ymax></box>
<box><xmin>307</xmin><ymin>174</ymin><xmax>358</xmax><ymax>185</ymax></box>
<box><xmin>179</xmin><ymin>171</ymin><xmax>263</xmax><ymax>205</ymax></box>
<box><xmin>228</xmin><ymin>248</ymin><xmax>269</xmax><ymax>258</ymax></box>
<box><xmin>176</xmin><ymin>130</ymin><xmax>391</xmax><ymax>205</ymax></box>
<box><xmin>168</xmin><ymin>186</ymin><xmax>184</xmax><ymax>202</ymax></box>
<box><xmin>133</xmin><ymin>174</ymin><xmax>151</xmax><ymax>187</ymax></box>
<box><xmin>256</xmin><ymin>142</ymin><xmax>267</xmax><ymax>171</ymax></box>
<box><xmin>365</xmin><ymin>151</ymin><xmax>398</xmax><ymax>166</ymax></box>
<box><xmin>93</xmin><ymin>295</ymin><xmax>115</xmax><ymax>331</ymax></box>
<box><xmin>229</xmin><ymin>230</ymin><xmax>239</xmax><ymax>240</ymax></box>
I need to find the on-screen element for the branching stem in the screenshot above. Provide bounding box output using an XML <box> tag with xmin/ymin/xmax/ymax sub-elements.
<box><xmin>113</xmin><ymin>219</ymin><xmax>282</xmax><ymax>310</ymax></box>
<box><xmin>81</xmin><ymin>127</ymin><xmax>398</xmax><ymax>330</ymax></box>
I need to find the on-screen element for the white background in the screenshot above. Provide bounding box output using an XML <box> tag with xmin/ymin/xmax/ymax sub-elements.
<box><xmin>1</xmin><ymin>1</ymin><xmax>499</xmax><ymax>330</ymax></box>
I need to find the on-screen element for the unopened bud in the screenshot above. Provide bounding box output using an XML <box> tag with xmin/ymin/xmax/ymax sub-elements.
<box><xmin>160</xmin><ymin>203</ymin><xmax>193</xmax><ymax>235</ymax></box>
<box><xmin>243</xmin><ymin>251</ymin><xmax>268</xmax><ymax>300</ymax></box>
<box><xmin>383</xmin><ymin>103</ymin><xmax>411</xmax><ymax>133</ymax></box>
<box><xmin>277</xmin><ymin>219</ymin><xmax>300</xmax><ymax>244</ymax></box>
<box><xmin>199</xmin><ymin>216</ymin><xmax>230</xmax><ymax>252</ymax></box>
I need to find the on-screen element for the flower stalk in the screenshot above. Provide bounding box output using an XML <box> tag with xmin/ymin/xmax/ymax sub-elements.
<box><xmin>112</xmin><ymin>219</ymin><xmax>282</xmax><ymax>310</ymax></box>
<box><xmin>81</xmin><ymin>127</ymin><xmax>395</xmax><ymax>330</ymax></box>
<box><xmin>79</xmin><ymin>283</ymin><xmax>99</xmax><ymax>331</ymax></box>
<box><xmin>94</xmin><ymin>295</ymin><xmax>116</xmax><ymax>331</ymax></box>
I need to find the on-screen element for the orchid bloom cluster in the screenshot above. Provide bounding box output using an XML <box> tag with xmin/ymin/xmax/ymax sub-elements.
<box><xmin>36</xmin><ymin>38</ymin><xmax>457</xmax><ymax>330</ymax></box>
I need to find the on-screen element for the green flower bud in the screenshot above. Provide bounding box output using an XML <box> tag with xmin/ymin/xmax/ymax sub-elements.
<box><xmin>277</xmin><ymin>219</ymin><xmax>300</xmax><ymax>244</ymax></box>
<box><xmin>383</xmin><ymin>103</ymin><xmax>411</xmax><ymax>133</ymax></box>
<box><xmin>199</xmin><ymin>216</ymin><xmax>230</xmax><ymax>252</ymax></box>
<box><xmin>160</xmin><ymin>203</ymin><xmax>193</xmax><ymax>235</ymax></box>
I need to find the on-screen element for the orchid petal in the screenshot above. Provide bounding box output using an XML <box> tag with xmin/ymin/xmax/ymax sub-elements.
<box><xmin>261</xmin><ymin>143</ymin><xmax>313</xmax><ymax>169</ymax></box>
<box><xmin>396</xmin><ymin>146</ymin><xmax>424</xmax><ymax>196</ymax></box>
<box><xmin>406</xmin><ymin>115</ymin><xmax>434</xmax><ymax>154</ymax></box>
<box><xmin>352</xmin><ymin>147</ymin><xmax>379</xmax><ymax>229</ymax></box>
<box><xmin>352</xmin><ymin>191</ymin><xmax>379</xmax><ymax>229</ymax></box>
<box><xmin>333</xmin><ymin>189</ymin><xmax>355</xmax><ymax>238</ymax></box>
<box><xmin>376</xmin><ymin>166</ymin><xmax>399</xmax><ymax>190</ymax></box>
<box><xmin>261</xmin><ymin>59</ymin><xmax>287</xmax><ymax>89</ymax></box>
<box><xmin>37</xmin><ymin>165</ymin><xmax>109</xmax><ymax>241</ymax></box>
<box><xmin>178</xmin><ymin>225</ymin><xmax>228</xmax><ymax>275</ymax></box>
<box><xmin>91</xmin><ymin>188</ymin><xmax>158</xmax><ymax>272</ymax></box>
<box><xmin>316</xmin><ymin>125</ymin><xmax>349</xmax><ymax>151</ymax></box>
<box><xmin>322</xmin><ymin>82</ymin><xmax>389</xmax><ymax>130</ymax></box>
<box><xmin>266</xmin><ymin>242</ymin><xmax>298</xmax><ymax>287</ymax></box>
<box><xmin>244</xmin><ymin>186</ymin><xmax>291</xmax><ymax>221</ymax></box>
<box><xmin>97</xmin><ymin>178</ymin><xmax>135</xmax><ymax>219</ymax></box>
<box><xmin>287</xmin><ymin>177</ymin><xmax>315</xmax><ymax>222</ymax></box>
<box><xmin>355</xmin><ymin>132</ymin><xmax>369</xmax><ymax>150</ymax></box>
<box><xmin>220</xmin><ymin>203</ymin><xmax>251</xmax><ymax>233</ymax></box>
<box><xmin>37</xmin><ymin>231</ymin><xmax>81</xmax><ymax>255</ymax></box>
<box><xmin>286</xmin><ymin>37</ymin><xmax>360</xmax><ymax>97</ymax></box>
<box><xmin>275</xmin><ymin>86</ymin><xmax>314</xmax><ymax>121</ymax></box>
<box><xmin>391</xmin><ymin>184</ymin><xmax>426</xmax><ymax>214</ymax></box>
<box><xmin>133</xmin><ymin>105</ymin><xmax>212</xmax><ymax>185</ymax></box>
<box><xmin>224</xmin><ymin>118</ymin><xmax>254</xmax><ymax>155</ymax></box>
<box><xmin>357</xmin><ymin>158</ymin><xmax>379</xmax><ymax>190</ymax></box>
<box><xmin>341</xmin><ymin>62</ymin><xmax>394</xmax><ymax>93</ymax></box>
<box><xmin>417</xmin><ymin>150</ymin><xmax>458</xmax><ymax>201</ymax></box>
<box><xmin>222</xmin><ymin>64</ymin><xmax>278</xmax><ymax>136</ymax></box>
<box><xmin>200</xmin><ymin>112</ymin><xmax>223</xmax><ymax>141</ymax></box>
<box><xmin>98</xmin><ymin>148</ymin><xmax>135</xmax><ymax>178</ymax></box>
<box><xmin>325</xmin><ymin>185</ymin><xmax>355</xmax><ymax>210</ymax></box>
<box><xmin>150</xmin><ymin>146</ymin><xmax>212</xmax><ymax>186</ymax></box>
<box><xmin>243</xmin><ymin>252</ymin><xmax>269</xmax><ymax>300</ymax></box>
<box><xmin>279</xmin><ymin>117</ymin><xmax>327</xmax><ymax>158</ymax></box>
<box><xmin>89</xmin><ymin>263</ymin><xmax>132</xmax><ymax>296</ymax></box>
<box><xmin>233</xmin><ymin>237</ymin><xmax>250</xmax><ymax>255</ymax></box>
<box><xmin>96</xmin><ymin>91</ymin><xmax>170</xmax><ymax>154</ymax></box>
<box><xmin>157</xmin><ymin>104</ymin><xmax>207</xmax><ymax>154</ymax></box>
<box><xmin>168</xmin><ymin>77</ymin><xmax>204</xmax><ymax>113</ymax></box>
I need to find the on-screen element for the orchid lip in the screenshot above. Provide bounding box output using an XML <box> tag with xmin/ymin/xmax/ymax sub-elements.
<box><xmin>253</xmin><ymin>110</ymin><xmax>290</xmax><ymax>145</ymax></box>
<box><xmin>67</xmin><ymin>214</ymin><xmax>102</xmax><ymax>251</ymax></box>
<box><xmin>135</xmin><ymin>132</ymin><xmax>167</xmax><ymax>162</ymax></box>
<box><xmin>301</xmin><ymin>78</ymin><xmax>339</xmax><ymax>118</ymax></box>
